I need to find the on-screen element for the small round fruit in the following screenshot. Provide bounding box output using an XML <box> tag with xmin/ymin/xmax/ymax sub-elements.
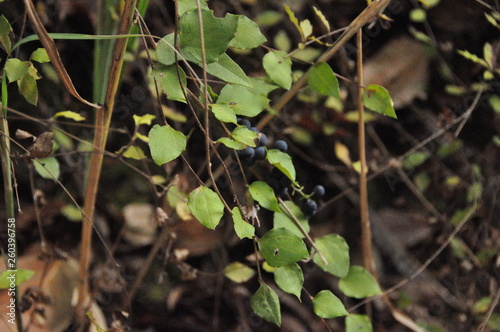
<box><xmin>237</xmin><ymin>118</ymin><xmax>251</xmax><ymax>128</ymax></box>
<box><xmin>249</xmin><ymin>126</ymin><xmax>259</xmax><ymax>133</ymax></box>
<box><xmin>303</xmin><ymin>200</ymin><xmax>318</xmax><ymax>216</ymax></box>
<box><xmin>238</xmin><ymin>147</ymin><xmax>255</xmax><ymax>159</ymax></box>
<box><xmin>313</xmin><ymin>185</ymin><xmax>325</xmax><ymax>198</ymax></box>
<box><xmin>274</xmin><ymin>140</ymin><xmax>288</xmax><ymax>152</ymax></box>
<box><xmin>254</xmin><ymin>146</ymin><xmax>267</xmax><ymax>160</ymax></box>
<box><xmin>277</xmin><ymin>186</ymin><xmax>289</xmax><ymax>197</ymax></box>
<box><xmin>258</xmin><ymin>133</ymin><xmax>268</xmax><ymax>147</ymax></box>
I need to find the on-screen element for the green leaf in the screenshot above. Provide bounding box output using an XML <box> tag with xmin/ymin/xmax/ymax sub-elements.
<box><xmin>274</xmin><ymin>263</ymin><xmax>303</xmax><ymax>300</ymax></box>
<box><xmin>402</xmin><ymin>151</ymin><xmax>430</xmax><ymax>170</ymax></box>
<box><xmin>263</xmin><ymin>50</ymin><xmax>292</xmax><ymax>90</ymax></box>
<box><xmin>258</xmin><ymin>228</ymin><xmax>309</xmax><ymax>267</ymax></box>
<box><xmin>0</xmin><ymin>269</ymin><xmax>34</xmax><ymax>288</ymax></box>
<box><xmin>34</xmin><ymin>157</ymin><xmax>60</xmax><ymax>180</ymax></box>
<box><xmin>251</xmin><ymin>281</ymin><xmax>281</xmax><ymax>326</ymax></box>
<box><xmin>232</xmin><ymin>206</ymin><xmax>255</xmax><ymax>239</ymax></box>
<box><xmin>307</xmin><ymin>62</ymin><xmax>340</xmax><ymax>98</ymax></box>
<box><xmin>5</xmin><ymin>58</ymin><xmax>28</xmax><ymax>82</ymax></box>
<box><xmin>133</xmin><ymin>114</ymin><xmax>156</xmax><ymax>126</ymax></box>
<box><xmin>247</xmin><ymin>77</ymin><xmax>280</xmax><ymax>95</ymax></box>
<box><xmin>312</xmin><ymin>234</ymin><xmax>350</xmax><ymax>278</ymax></box>
<box><xmin>0</xmin><ymin>15</ymin><xmax>12</xmax><ymax>53</ymax></box>
<box><xmin>152</xmin><ymin>64</ymin><xmax>187</xmax><ymax>103</ymax></box>
<box><xmin>363</xmin><ymin>84</ymin><xmax>397</xmax><ymax>119</ymax></box>
<box><xmin>148</xmin><ymin>124</ymin><xmax>187</xmax><ymax>165</ymax></box>
<box><xmin>61</xmin><ymin>204</ymin><xmax>83</xmax><ymax>222</ymax></box>
<box><xmin>217</xmin><ymin>84</ymin><xmax>269</xmax><ymax>117</ymax></box>
<box><xmin>266</xmin><ymin>149</ymin><xmax>296</xmax><ymax>182</ymax></box>
<box><xmin>211</xmin><ymin>103</ymin><xmax>237</xmax><ymax>124</ymax></box>
<box><xmin>346</xmin><ymin>314</ymin><xmax>373</xmax><ymax>332</ymax></box>
<box><xmin>224</xmin><ymin>262</ymin><xmax>255</xmax><ymax>283</ymax></box>
<box><xmin>179</xmin><ymin>10</ymin><xmax>238</xmax><ymax>63</ymax></box>
<box><xmin>255</xmin><ymin>10</ymin><xmax>283</xmax><ymax>27</ymax></box>
<box><xmin>274</xmin><ymin>201</ymin><xmax>310</xmax><ymax>238</ymax></box>
<box><xmin>54</xmin><ymin>110</ymin><xmax>86</xmax><ymax>122</ymax></box>
<box><xmin>30</xmin><ymin>48</ymin><xmax>50</xmax><ymax>63</ymax></box>
<box><xmin>312</xmin><ymin>290</ymin><xmax>348</xmax><ymax>318</ymax></box>
<box><xmin>206</xmin><ymin>53</ymin><xmax>251</xmax><ymax>86</ymax></box>
<box><xmin>177</xmin><ymin>0</ymin><xmax>209</xmax><ymax>17</ymax></box>
<box><xmin>231</xmin><ymin>125</ymin><xmax>258</xmax><ymax>147</ymax></box>
<box><xmin>156</xmin><ymin>33</ymin><xmax>176</xmax><ymax>66</ymax></box>
<box><xmin>119</xmin><ymin>146</ymin><xmax>147</xmax><ymax>160</ymax></box>
<box><xmin>339</xmin><ymin>266</ymin><xmax>382</xmax><ymax>298</ymax></box>
<box><xmin>249</xmin><ymin>181</ymin><xmax>280</xmax><ymax>212</ymax></box>
<box><xmin>229</xmin><ymin>14</ymin><xmax>267</xmax><ymax>49</ymax></box>
<box><xmin>457</xmin><ymin>49</ymin><xmax>488</xmax><ymax>68</ymax></box>
<box><xmin>187</xmin><ymin>185</ymin><xmax>225</xmax><ymax>229</ymax></box>
<box><xmin>217</xmin><ymin>137</ymin><xmax>246</xmax><ymax>150</ymax></box>
<box><xmin>18</xmin><ymin>73</ymin><xmax>38</xmax><ymax>105</ymax></box>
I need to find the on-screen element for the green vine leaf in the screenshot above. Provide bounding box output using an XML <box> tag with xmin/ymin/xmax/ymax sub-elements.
<box><xmin>152</xmin><ymin>64</ymin><xmax>187</xmax><ymax>103</ymax></box>
<box><xmin>249</xmin><ymin>181</ymin><xmax>280</xmax><ymax>212</ymax></box>
<box><xmin>0</xmin><ymin>15</ymin><xmax>12</xmax><ymax>53</ymax></box>
<box><xmin>312</xmin><ymin>290</ymin><xmax>348</xmax><ymax>318</ymax></box>
<box><xmin>117</xmin><ymin>146</ymin><xmax>147</xmax><ymax>160</ymax></box>
<box><xmin>232</xmin><ymin>206</ymin><xmax>255</xmax><ymax>239</ymax></box>
<box><xmin>177</xmin><ymin>0</ymin><xmax>209</xmax><ymax>17</ymax></box>
<box><xmin>54</xmin><ymin>111</ymin><xmax>86</xmax><ymax>122</ymax></box>
<box><xmin>258</xmin><ymin>228</ymin><xmax>309</xmax><ymax>267</ymax></box>
<box><xmin>148</xmin><ymin>124</ymin><xmax>187</xmax><ymax>165</ymax></box>
<box><xmin>312</xmin><ymin>234</ymin><xmax>350</xmax><ymax>278</ymax></box>
<box><xmin>263</xmin><ymin>50</ymin><xmax>292</xmax><ymax>90</ymax></box>
<box><xmin>19</xmin><ymin>73</ymin><xmax>38</xmax><ymax>105</ymax></box>
<box><xmin>362</xmin><ymin>84</ymin><xmax>397</xmax><ymax>119</ymax></box>
<box><xmin>156</xmin><ymin>33</ymin><xmax>176</xmax><ymax>66</ymax></box>
<box><xmin>266</xmin><ymin>149</ymin><xmax>296</xmax><ymax>182</ymax></box>
<box><xmin>5</xmin><ymin>58</ymin><xmax>28</xmax><ymax>82</ymax></box>
<box><xmin>251</xmin><ymin>281</ymin><xmax>281</xmax><ymax>326</ymax></box>
<box><xmin>217</xmin><ymin>84</ymin><xmax>269</xmax><ymax>117</ymax></box>
<box><xmin>217</xmin><ymin>137</ymin><xmax>246</xmax><ymax>150</ymax></box>
<box><xmin>187</xmin><ymin>186</ymin><xmax>225</xmax><ymax>229</ymax></box>
<box><xmin>338</xmin><ymin>266</ymin><xmax>382</xmax><ymax>299</ymax></box>
<box><xmin>229</xmin><ymin>14</ymin><xmax>267</xmax><ymax>49</ymax></box>
<box><xmin>30</xmin><ymin>48</ymin><xmax>50</xmax><ymax>63</ymax></box>
<box><xmin>274</xmin><ymin>201</ymin><xmax>310</xmax><ymax>238</ymax></box>
<box><xmin>206</xmin><ymin>53</ymin><xmax>251</xmax><ymax>86</ymax></box>
<box><xmin>224</xmin><ymin>262</ymin><xmax>255</xmax><ymax>283</ymax></box>
<box><xmin>133</xmin><ymin>114</ymin><xmax>156</xmax><ymax>126</ymax></box>
<box><xmin>346</xmin><ymin>314</ymin><xmax>373</xmax><ymax>332</ymax></box>
<box><xmin>211</xmin><ymin>102</ymin><xmax>238</xmax><ymax>124</ymax></box>
<box><xmin>34</xmin><ymin>157</ymin><xmax>60</xmax><ymax>180</ymax></box>
<box><xmin>231</xmin><ymin>125</ymin><xmax>258</xmax><ymax>147</ymax></box>
<box><xmin>274</xmin><ymin>263</ymin><xmax>303</xmax><ymax>301</ymax></box>
<box><xmin>307</xmin><ymin>62</ymin><xmax>340</xmax><ymax>98</ymax></box>
<box><xmin>179</xmin><ymin>9</ymin><xmax>238</xmax><ymax>64</ymax></box>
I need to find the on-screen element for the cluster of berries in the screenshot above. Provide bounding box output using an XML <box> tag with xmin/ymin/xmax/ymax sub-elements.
<box><xmin>233</xmin><ymin>118</ymin><xmax>325</xmax><ymax>217</ymax></box>
<box><xmin>233</xmin><ymin>118</ymin><xmax>288</xmax><ymax>167</ymax></box>
<box><xmin>301</xmin><ymin>185</ymin><xmax>325</xmax><ymax>216</ymax></box>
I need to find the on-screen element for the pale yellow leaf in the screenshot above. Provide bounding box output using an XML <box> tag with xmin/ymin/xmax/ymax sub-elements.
<box><xmin>313</xmin><ymin>6</ymin><xmax>330</xmax><ymax>32</ymax></box>
<box><xmin>335</xmin><ymin>141</ymin><xmax>352</xmax><ymax>167</ymax></box>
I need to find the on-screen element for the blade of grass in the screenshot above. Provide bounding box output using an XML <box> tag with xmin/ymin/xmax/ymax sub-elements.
<box><xmin>23</xmin><ymin>0</ymin><xmax>100</xmax><ymax>109</ymax></box>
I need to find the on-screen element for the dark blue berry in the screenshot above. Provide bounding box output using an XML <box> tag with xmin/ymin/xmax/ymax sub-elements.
<box><xmin>237</xmin><ymin>118</ymin><xmax>251</xmax><ymax>128</ymax></box>
<box><xmin>313</xmin><ymin>185</ymin><xmax>325</xmax><ymax>198</ymax></box>
<box><xmin>238</xmin><ymin>147</ymin><xmax>255</xmax><ymax>159</ymax></box>
<box><xmin>254</xmin><ymin>146</ymin><xmax>267</xmax><ymax>160</ymax></box>
<box><xmin>259</xmin><ymin>133</ymin><xmax>268</xmax><ymax>147</ymax></box>
<box><xmin>303</xmin><ymin>200</ymin><xmax>318</xmax><ymax>216</ymax></box>
<box><xmin>274</xmin><ymin>140</ymin><xmax>288</xmax><ymax>152</ymax></box>
<box><xmin>249</xmin><ymin>126</ymin><xmax>259</xmax><ymax>133</ymax></box>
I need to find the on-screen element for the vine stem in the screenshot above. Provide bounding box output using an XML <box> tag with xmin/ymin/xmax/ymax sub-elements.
<box><xmin>356</xmin><ymin>30</ymin><xmax>375</xmax><ymax>276</ymax></box>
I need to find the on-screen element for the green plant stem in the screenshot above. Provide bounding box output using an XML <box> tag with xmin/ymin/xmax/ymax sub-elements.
<box><xmin>76</xmin><ymin>0</ymin><xmax>138</xmax><ymax>328</ymax></box>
